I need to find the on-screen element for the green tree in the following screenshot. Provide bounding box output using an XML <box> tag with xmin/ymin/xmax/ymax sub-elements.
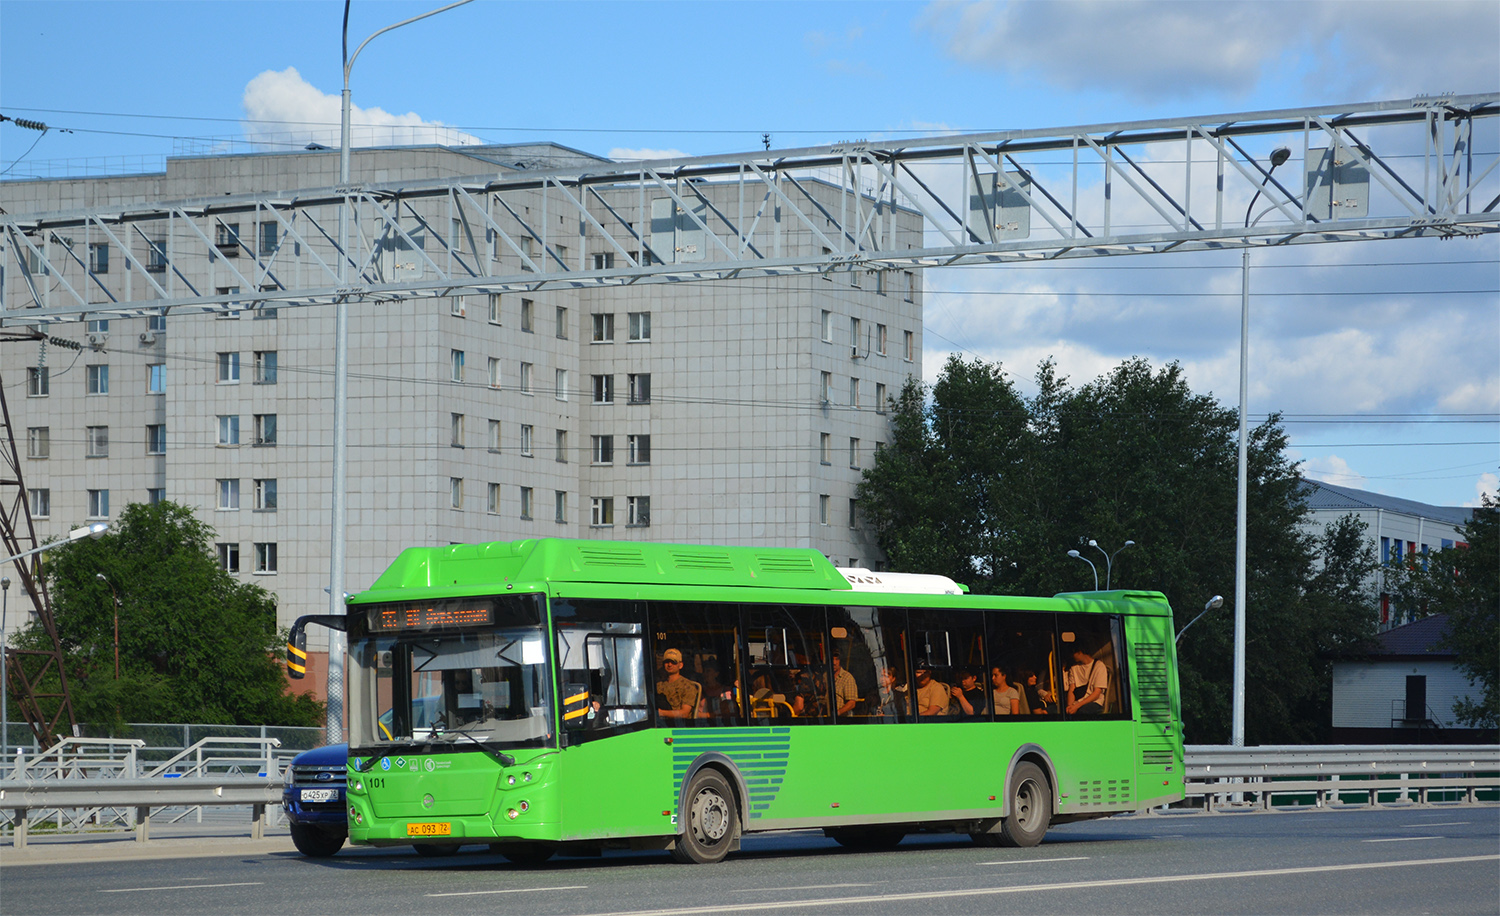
<box><xmin>13</xmin><ymin>501</ymin><xmax>323</xmax><ymax>732</ymax></box>
<box><xmin>1388</xmin><ymin>491</ymin><xmax>1499</xmax><ymax>728</ymax></box>
<box><xmin>858</xmin><ymin>355</ymin><xmax>1379</xmax><ymax>744</ymax></box>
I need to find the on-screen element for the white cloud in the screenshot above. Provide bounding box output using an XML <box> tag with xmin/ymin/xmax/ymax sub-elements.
<box><xmin>1300</xmin><ymin>455</ymin><xmax>1368</xmax><ymax>490</ymax></box>
<box><xmin>241</xmin><ymin>67</ymin><xmax>482</xmax><ymax>150</ymax></box>
<box><xmin>923</xmin><ymin>1</ymin><xmax>1499</xmax><ymax>102</ymax></box>
<box><xmin>609</xmin><ymin>147</ymin><xmax>692</xmax><ymax>162</ymax></box>
<box><xmin>1470</xmin><ymin>472</ymin><xmax>1499</xmax><ymax>507</ymax></box>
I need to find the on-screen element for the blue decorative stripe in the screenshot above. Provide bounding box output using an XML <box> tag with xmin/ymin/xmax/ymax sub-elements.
<box><xmin>671</xmin><ymin>728</ymin><xmax>792</xmax><ymax>820</ymax></box>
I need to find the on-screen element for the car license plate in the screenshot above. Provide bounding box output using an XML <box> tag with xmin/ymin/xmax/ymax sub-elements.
<box><xmin>407</xmin><ymin>822</ymin><xmax>451</xmax><ymax>837</ymax></box>
<box><xmin>300</xmin><ymin>788</ymin><xmax>338</xmax><ymax>802</ymax></box>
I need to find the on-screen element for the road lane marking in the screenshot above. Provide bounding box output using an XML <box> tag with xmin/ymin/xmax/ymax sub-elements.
<box><xmin>978</xmin><ymin>855</ymin><xmax>1091</xmax><ymax>866</ymax></box>
<box><xmin>734</xmin><ymin>884</ymin><xmax>875</xmax><ymax>894</ymax></box>
<box><xmin>1406</xmin><ymin>822</ymin><xmax>1467</xmax><ymax>827</ymax></box>
<box><xmin>1363</xmin><ymin>836</ymin><xmax>1441</xmax><ymax>843</ymax></box>
<box><xmin>580</xmin><ymin>854</ymin><xmax>1500</xmax><ymax>916</ymax></box>
<box><xmin>100</xmin><ymin>882</ymin><xmax>264</xmax><ymax>894</ymax></box>
<box><xmin>426</xmin><ymin>885</ymin><xmax>588</xmax><ymax>898</ymax></box>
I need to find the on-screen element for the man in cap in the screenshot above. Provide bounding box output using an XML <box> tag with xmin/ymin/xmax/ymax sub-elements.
<box><xmin>913</xmin><ymin>659</ymin><xmax>950</xmax><ymax>717</ymax></box>
<box><xmin>656</xmin><ymin>647</ymin><xmax>702</xmax><ymax>720</ymax></box>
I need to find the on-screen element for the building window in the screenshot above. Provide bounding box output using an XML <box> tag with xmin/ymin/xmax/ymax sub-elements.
<box><xmin>218</xmin><ymin>478</ymin><xmax>241</xmax><ymax>510</ymax></box>
<box><xmin>628</xmin><ymin>434</ymin><xmax>651</xmax><ymax>464</ymax></box>
<box><xmin>254</xmin><ymin>478</ymin><xmax>277</xmax><ymax>511</ymax></box>
<box><xmin>216</xmin><ymin>222</ymin><xmax>241</xmax><ymax>251</ymax></box>
<box><xmin>520</xmin><ymin>362</ymin><xmax>533</xmax><ymax>394</ymax></box>
<box><xmin>450</xmin><ymin>413</ymin><xmax>465</xmax><ymax>448</ymax></box>
<box><xmin>819</xmin><ymin>494</ymin><xmax>830</xmax><ymax>526</ymax></box>
<box><xmin>147</xmin><ymin>487</ymin><xmax>166</xmax><ymax>505</ymax></box>
<box><xmin>216</xmin><ymin>286</ymin><xmax>242</xmax><ymax>319</ymax></box>
<box><xmin>258</xmin><ymin>222</ymin><xmax>278</xmax><ymax>256</ymax></box>
<box><xmin>488</xmin><ymin>357</ymin><xmax>501</xmax><ymax>389</ymax></box>
<box><xmin>218</xmin><ymin>352</ymin><xmax>240</xmax><ymax>383</ymax></box>
<box><xmin>86</xmin><ymin>425</ymin><xmax>109</xmax><ymax>458</ymax></box>
<box><xmin>592</xmin><ymin>374</ymin><xmax>614</xmax><ymax>404</ymax></box>
<box><xmin>254</xmin><ymin>542</ymin><xmax>277</xmax><ymax>574</ymax></box>
<box><xmin>88</xmin><ymin>488</ymin><xmax>110</xmax><ymax>519</ymax></box>
<box><xmin>850</xmin><ymin>317</ymin><xmax>862</xmax><ymax>353</ymax></box>
<box><xmin>521</xmin><ymin>298</ymin><xmax>534</xmax><ymax>332</ymax></box>
<box><xmin>147</xmin><ymin>364</ymin><xmax>165</xmax><ymax>393</ymax></box>
<box><xmin>147</xmin><ymin>313</ymin><xmax>166</xmax><ymax>333</ymax></box>
<box><xmin>254</xmin><ymin>414</ymin><xmax>277</xmax><ymax>446</ymax></box>
<box><xmin>488</xmin><ymin>419</ymin><xmax>501</xmax><ymax>453</ymax></box>
<box><xmin>450</xmin><ymin>217</ymin><xmax>465</xmax><ymax>255</ymax></box>
<box><xmin>820</xmin><ymin>371</ymin><xmax>831</xmax><ymax>403</ymax></box>
<box><xmin>627</xmin><ymin>495</ymin><xmax>651</xmax><ymax>527</ymax></box>
<box><xmin>591</xmin><ymin>497</ymin><xmax>614</xmax><ymax>527</ymax></box>
<box><xmin>592</xmin><ymin>252</ymin><xmax>616</xmax><ymax>270</ymax></box>
<box><xmin>26</xmin><ymin>427</ymin><xmax>49</xmax><ymax>459</ymax></box>
<box><xmin>488</xmin><ymin>294</ymin><xmax>502</xmax><ymax>325</ymax></box>
<box><xmin>592</xmin><ymin>435</ymin><xmax>614</xmax><ymax>465</ymax></box>
<box><xmin>820</xmin><ymin>432</ymin><xmax>832</xmax><ymax>465</ymax></box>
<box><xmin>592</xmin><ymin>313</ymin><xmax>615</xmax><ymax>342</ymax></box>
<box><xmin>821</xmin><ymin>310</ymin><xmax>833</xmax><ymax>342</ymax></box>
<box><xmin>253</xmin><ymin>351</ymin><xmax>277</xmax><ymax>384</ymax></box>
<box><xmin>519</xmin><ymin>486</ymin><xmax>534</xmax><ymax>520</ymax></box>
<box><xmin>849</xmin><ymin>377</ymin><xmax>860</xmax><ymax>408</ymax></box>
<box><xmin>904</xmin><ymin>329</ymin><xmax>914</xmax><ymax>361</ymax></box>
<box><xmin>218</xmin><ymin>415</ymin><xmax>240</xmax><ymax>446</ymax></box>
<box><xmin>481</xmin><ymin>482</ymin><xmax>498</xmax><ymax>514</ymax></box>
<box><xmin>556</xmin><ymin>306</ymin><xmax>569</xmax><ymax>339</ymax></box>
<box><xmin>147</xmin><ymin>238</ymin><xmax>167</xmax><ymax>271</ymax></box>
<box><xmin>554</xmin><ymin>490</ymin><xmax>567</xmax><ymax>523</ymax></box>
<box><xmin>555</xmin><ymin>368</ymin><xmax>569</xmax><ymax>401</ymax></box>
<box><xmin>450</xmin><ymin>295</ymin><xmax>466</xmax><ymax>317</ymax></box>
<box><xmin>146</xmin><ymin>424</ymin><xmax>166</xmax><ymax>455</ymax></box>
<box><xmin>218</xmin><ymin>543</ymin><xmax>240</xmax><ymax>573</ymax></box>
<box><xmin>628</xmin><ymin>311</ymin><xmax>651</xmax><ymax>341</ymax></box>
<box><xmin>28</xmin><ymin>487</ymin><xmax>52</xmax><ymax>517</ymax></box>
<box><xmin>86</xmin><ymin>319</ymin><xmax>110</xmax><ymax>335</ymax></box>
<box><xmin>89</xmin><ymin>242</ymin><xmax>109</xmax><ymax>273</ymax></box>
<box><xmin>520</xmin><ymin>424</ymin><xmax>534</xmax><ymax>457</ymax></box>
<box><xmin>450</xmin><ymin>349</ymin><xmax>465</xmax><ymax>382</ymax></box>
<box><xmin>27</xmin><ymin>367</ymin><xmax>49</xmax><ymax>397</ymax></box>
<box><xmin>877</xmin><ymin>324</ymin><xmax>888</xmax><ymax>355</ymax></box>
<box><xmin>628</xmin><ymin>373</ymin><xmax>650</xmax><ymax>404</ymax></box>
<box><xmin>555</xmin><ymin>429</ymin><xmax>568</xmax><ymax>463</ymax></box>
<box><xmin>849</xmin><ymin>437</ymin><xmax>860</xmax><ymax>468</ymax></box>
<box><xmin>875</xmin><ymin>382</ymin><xmax>887</xmax><ymax>414</ymax></box>
<box><xmin>450</xmin><ymin>477</ymin><xmax>464</xmax><ymax>509</ymax></box>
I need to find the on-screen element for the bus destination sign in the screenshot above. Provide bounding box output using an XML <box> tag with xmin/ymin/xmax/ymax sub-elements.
<box><xmin>369</xmin><ymin>602</ymin><xmax>494</xmax><ymax>632</ymax></box>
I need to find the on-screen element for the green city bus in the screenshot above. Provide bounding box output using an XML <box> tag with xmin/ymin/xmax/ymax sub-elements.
<box><xmin>289</xmin><ymin>537</ymin><xmax>1185</xmax><ymax>864</ymax></box>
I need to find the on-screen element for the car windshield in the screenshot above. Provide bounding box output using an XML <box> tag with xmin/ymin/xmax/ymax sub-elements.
<box><xmin>349</xmin><ymin>596</ymin><xmax>553</xmax><ymax>751</ymax></box>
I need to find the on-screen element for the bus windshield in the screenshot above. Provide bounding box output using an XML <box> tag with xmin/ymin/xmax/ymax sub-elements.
<box><xmin>349</xmin><ymin>596</ymin><xmax>552</xmax><ymax>751</ymax></box>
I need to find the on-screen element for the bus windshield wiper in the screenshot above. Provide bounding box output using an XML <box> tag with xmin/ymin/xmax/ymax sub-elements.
<box><xmin>354</xmin><ymin>746</ymin><xmax>405</xmax><ymax>773</ymax></box>
<box><xmin>430</xmin><ymin>723</ymin><xmax>516</xmax><ymax>767</ymax></box>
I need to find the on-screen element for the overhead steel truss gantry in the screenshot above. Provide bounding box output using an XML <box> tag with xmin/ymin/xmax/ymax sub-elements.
<box><xmin>3</xmin><ymin>93</ymin><xmax>1497</xmax><ymax>326</ymax></box>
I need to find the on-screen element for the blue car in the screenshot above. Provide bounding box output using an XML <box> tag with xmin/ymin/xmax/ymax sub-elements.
<box><xmin>282</xmin><ymin>743</ymin><xmax>349</xmax><ymax>857</ymax></box>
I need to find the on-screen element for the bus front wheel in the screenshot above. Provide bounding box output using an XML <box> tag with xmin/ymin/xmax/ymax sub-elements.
<box><xmin>997</xmin><ymin>761</ymin><xmax>1051</xmax><ymax>848</ymax></box>
<box><xmin>672</xmin><ymin>769</ymin><xmax>739</xmax><ymax>864</ymax></box>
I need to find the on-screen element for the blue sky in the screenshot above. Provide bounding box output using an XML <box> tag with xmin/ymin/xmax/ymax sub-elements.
<box><xmin>3</xmin><ymin>0</ymin><xmax>1497</xmax><ymax>508</ymax></box>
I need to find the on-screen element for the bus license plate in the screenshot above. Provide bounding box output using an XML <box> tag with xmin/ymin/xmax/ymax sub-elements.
<box><xmin>300</xmin><ymin>789</ymin><xmax>337</xmax><ymax>802</ymax></box>
<box><xmin>407</xmin><ymin>822</ymin><xmax>451</xmax><ymax>837</ymax></box>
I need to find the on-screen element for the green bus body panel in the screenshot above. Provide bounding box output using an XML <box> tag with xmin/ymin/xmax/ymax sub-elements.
<box><xmin>345</xmin><ymin>538</ymin><xmax>1185</xmax><ymax>846</ymax></box>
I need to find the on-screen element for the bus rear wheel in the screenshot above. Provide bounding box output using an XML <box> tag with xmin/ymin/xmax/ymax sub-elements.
<box><xmin>289</xmin><ymin>823</ymin><xmax>345</xmax><ymax>857</ymax></box>
<box><xmin>672</xmin><ymin>769</ymin><xmax>739</xmax><ymax>864</ymax></box>
<box><xmin>997</xmin><ymin>761</ymin><xmax>1051</xmax><ymax>848</ymax></box>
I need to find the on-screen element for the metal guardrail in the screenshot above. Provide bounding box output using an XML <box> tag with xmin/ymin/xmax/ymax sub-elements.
<box><xmin>1180</xmin><ymin>744</ymin><xmax>1500</xmax><ymax>811</ymax></box>
<box><xmin>1</xmin><ymin>743</ymin><xmax>1496</xmax><ymax>849</ymax></box>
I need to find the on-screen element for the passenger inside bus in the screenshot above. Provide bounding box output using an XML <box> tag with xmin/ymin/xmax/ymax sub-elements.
<box><xmin>913</xmin><ymin>659</ymin><xmax>950</xmax><ymax>716</ymax></box>
<box><xmin>831</xmin><ymin>653</ymin><xmax>859</xmax><ymax>716</ymax></box>
<box><xmin>875</xmin><ymin>665</ymin><xmax>910</xmax><ymax>720</ymax></box>
<box><xmin>1063</xmin><ymin>646</ymin><xmax>1109</xmax><ymax>716</ymax></box>
<box><xmin>990</xmin><ymin>666</ymin><xmax>1022</xmax><ymax>716</ymax></box>
<box><xmin>950</xmin><ymin>668</ymin><xmax>988</xmax><ymax>717</ymax></box>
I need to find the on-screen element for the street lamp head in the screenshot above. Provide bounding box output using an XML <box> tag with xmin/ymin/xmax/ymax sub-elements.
<box><xmin>68</xmin><ymin>523</ymin><xmax>109</xmax><ymax>542</ymax></box>
<box><xmin>96</xmin><ymin>572</ymin><xmax>108</xmax><ymax>583</ymax></box>
<box><xmin>1205</xmin><ymin>594</ymin><xmax>1224</xmax><ymax>612</ymax></box>
<box><xmin>1087</xmin><ymin>539</ymin><xmax>1098</xmax><ymax>548</ymax></box>
<box><xmin>1269</xmin><ymin>146</ymin><xmax>1291</xmax><ymax>168</ymax></box>
<box><xmin>1123</xmin><ymin>540</ymin><xmax>1136</xmax><ymax>549</ymax></box>
<box><xmin>1067</xmin><ymin>550</ymin><xmax>1081</xmax><ymax>558</ymax></box>
<box><xmin>1</xmin><ymin>576</ymin><xmax>8</xmax><ymax>591</ymax></box>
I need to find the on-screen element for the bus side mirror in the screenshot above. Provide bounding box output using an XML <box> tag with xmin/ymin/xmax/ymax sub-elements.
<box><xmin>287</xmin><ymin>623</ymin><xmax>308</xmax><ymax>679</ymax></box>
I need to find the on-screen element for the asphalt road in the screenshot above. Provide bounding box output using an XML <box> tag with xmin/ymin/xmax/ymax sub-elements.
<box><xmin>4</xmin><ymin>806</ymin><xmax>1496</xmax><ymax>916</ymax></box>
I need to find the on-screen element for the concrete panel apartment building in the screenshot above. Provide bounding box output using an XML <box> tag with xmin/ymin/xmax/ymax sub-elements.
<box><xmin>2</xmin><ymin>143</ymin><xmax>924</xmax><ymax>688</ymax></box>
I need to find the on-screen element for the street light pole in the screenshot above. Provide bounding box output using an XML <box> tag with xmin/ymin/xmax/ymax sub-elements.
<box><xmin>2</xmin><ymin>576</ymin><xmax>9</xmax><ymax>765</ymax></box>
<box><xmin>95</xmin><ymin>573</ymin><xmax>120</xmax><ymax>680</ymax></box>
<box><xmin>1233</xmin><ymin>146</ymin><xmax>1291</xmax><ymax>748</ymax></box>
<box><xmin>328</xmin><ymin>0</ymin><xmax>473</xmax><ymax>745</ymax></box>
<box><xmin>1066</xmin><ymin>550</ymin><xmax>1099</xmax><ymax>591</ymax></box>
<box><xmin>1089</xmin><ymin>539</ymin><xmax>1135</xmax><ymax>590</ymax></box>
